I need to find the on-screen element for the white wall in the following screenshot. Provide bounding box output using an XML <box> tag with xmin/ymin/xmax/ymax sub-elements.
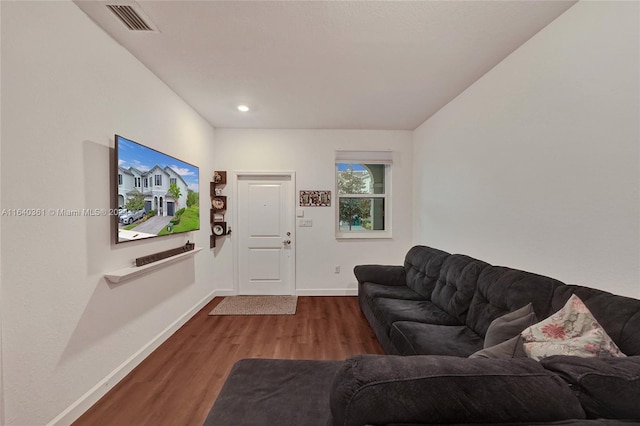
<box><xmin>0</xmin><ymin>2</ymin><xmax>4</xmax><ymax>423</ymax></box>
<box><xmin>413</xmin><ymin>1</ymin><xmax>640</xmax><ymax>298</ymax></box>
<box><xmin>1</xmin><ymin>2</ymin><xmax>216</xmax><ymax>424</ymax></box>
<box><xmin>214</xmin><ymin>129</ymin><xmax>413</xmax><ymax>295</ymax></box>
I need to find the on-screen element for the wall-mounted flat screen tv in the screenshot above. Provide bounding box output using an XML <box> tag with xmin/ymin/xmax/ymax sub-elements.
<box><xmin>115</xmin><ymin>134</ymin><xmax>199</xmax><ymax>244</ymax></box>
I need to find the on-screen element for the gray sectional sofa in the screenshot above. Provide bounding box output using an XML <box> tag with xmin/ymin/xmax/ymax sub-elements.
<box><xmin>204</xmin><ymin>245</ymin><xmax>640</xmax><ymax>426</ymax></box>
<box><xmin>357</xmin><ymin>246</ymin><xmax>640</xmax><ymax>358</ymax></box>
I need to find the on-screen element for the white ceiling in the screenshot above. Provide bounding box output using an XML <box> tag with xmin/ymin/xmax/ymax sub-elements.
<box><xmin>74</xmin><ymin>0</ymin><xmax>576</xmax><ymax>130</ymax></box>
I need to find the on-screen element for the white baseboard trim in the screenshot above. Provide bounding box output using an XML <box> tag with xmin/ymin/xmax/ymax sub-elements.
<box><xmin>212</xmin><ymin>289</ymin><xmax>236</xmax><ymax>297</ymax></box>
<box><xmin>48</xmin><ymin>290</ymin><xmax>217</xmax><ymax>426</ymax></box>
<box><xmin>295</xmin><ymin>289</ymin><xmax>358</xmax><ymax>296</ymax></box>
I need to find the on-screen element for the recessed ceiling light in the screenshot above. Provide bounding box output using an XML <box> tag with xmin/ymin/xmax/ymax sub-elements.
<box><xmin>237</xmin><ymin>105</ymin><xmax>250</xmax><ymax>112</ymax></box>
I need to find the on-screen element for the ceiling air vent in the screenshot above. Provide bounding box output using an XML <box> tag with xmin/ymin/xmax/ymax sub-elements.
<box><xmin>107</xmin><ymin>4</ymin><xmax>157</xmax><ymax>31</ymax></box>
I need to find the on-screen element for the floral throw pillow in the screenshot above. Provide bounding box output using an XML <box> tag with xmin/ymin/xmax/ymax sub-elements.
<box><xmin>520</xmin><ymin>294</ymin><xmax>626</xmax><ymax>361</ymax></box>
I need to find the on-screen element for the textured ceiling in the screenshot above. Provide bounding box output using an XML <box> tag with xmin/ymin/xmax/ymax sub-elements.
<box><xmin>74</xmin><ymin>1</ymin><xmax>576</xmax><ymax>130</ymax></box>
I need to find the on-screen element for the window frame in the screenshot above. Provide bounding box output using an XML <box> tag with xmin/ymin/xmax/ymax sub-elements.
<box><xmin>335</xmin><ymin>160</ymin><xmax>392</xmax><ymax>239</ymax></box>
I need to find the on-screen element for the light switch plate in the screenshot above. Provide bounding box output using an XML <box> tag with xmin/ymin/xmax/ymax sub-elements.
<box><xmin>298</xmin><ymin>219</ymin><xmax>313</xmax><ymax>227</ymax></box>
<box><xmin>296</xmin><ymin>208</ymin><xmax>304</xmax><ymax>217</ymax></box>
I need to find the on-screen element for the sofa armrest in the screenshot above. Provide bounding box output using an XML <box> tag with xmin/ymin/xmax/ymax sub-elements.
<box><xmin>353</xmin><ymin>265</ymin><xmax>406</xmax><ymax>286</ymax></box>
<box><xmin>541</xmin><ymin>355</ymin><xmax>640</xmax><ymax>420</ymax></box>
<box><xmin>328</xmin><ymin>355</ymin><xmax>585</xmax><ymax>426</ymax></box>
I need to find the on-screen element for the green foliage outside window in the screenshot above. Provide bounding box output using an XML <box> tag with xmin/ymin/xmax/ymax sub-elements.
<box><xmin>338</xmin><ymin>165</ymin><xmax>371</xmax><ymax>231</ymax></box>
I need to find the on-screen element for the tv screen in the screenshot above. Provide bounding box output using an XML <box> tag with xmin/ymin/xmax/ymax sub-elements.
<box><xmin>115</xmin><ymin>134</ymin><xmax>200</xmax><ymax>244</ymax></box>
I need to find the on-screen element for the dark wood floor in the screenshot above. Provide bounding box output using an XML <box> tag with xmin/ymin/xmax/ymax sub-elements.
<box><xmin>73</xmin><ymin>296</ymin><xmax>383</xmax><ymax>426</ymax></box>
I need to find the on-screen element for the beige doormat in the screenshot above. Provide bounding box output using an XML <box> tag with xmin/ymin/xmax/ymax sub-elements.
<box><xmin>208</xmin><ymin>295</ymin><xmax>298</xmax><ymax>316</ymax></box>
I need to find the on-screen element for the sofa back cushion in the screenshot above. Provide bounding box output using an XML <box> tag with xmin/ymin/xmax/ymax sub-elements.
<box><xmin>522</xmin><ymin>294</ymin><xmax>626</xmax><ymax>360</ymax></box>
<box><xmin>465</xmin><ymin>266</ymin><xmax>564</xmax><ymax>337</ymax></box>
<box><xmin>551</xmin><ymin>285</ymin><xmax>640</xmax><ymax>356</ymax></box>
<box><xmin>403</xmin><ymin>246</ymin><xmax>450</xmax><ymax>299</ymax></box>
<box><xmin>430</xmin><ymin>255</ymin><xmax>489</xmax><ymax>322</ymax></box>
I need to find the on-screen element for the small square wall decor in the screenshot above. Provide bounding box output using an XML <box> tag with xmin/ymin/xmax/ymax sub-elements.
<box><xmin>300</xmin><ymin>190</ymin><xmax>331</xmax><ymax>207</ymax></box>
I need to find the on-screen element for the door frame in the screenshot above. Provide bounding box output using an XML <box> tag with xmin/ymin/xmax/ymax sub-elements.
<box><xmin>232</xmin><ymin>171</ymin><xmax>297</xmax><ymax>295</ymax></box>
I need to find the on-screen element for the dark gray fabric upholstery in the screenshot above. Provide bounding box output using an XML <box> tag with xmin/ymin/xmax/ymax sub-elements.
<box><xmin>203</xmin><ymin>359</ymin><xmax>342</xmax><ymax>426</ymax></box>
<box><xmin>354</xmin><ymin>264</ymin><xmax>406</xmax><ymax>287</ymax></box>
<box><xmin>358</xmin><ymin>294</ymin><xmax>401</xmax><ymax>354</ymax></box>
<box><xmin>465</xmin><ymin>265</ymin><xmax>564</xmax><ymax>337</ymax></box>
<box><xmin>360</xmin><ymin>282</ymin><xmax>425</xmax><ymax>301</ymax></box>
<box><xmin>483</xmin><ymin>303</ymin><xmax>537</xmax><ymax>348</ymax></box>
<box><xmin>430</xmin><ymin>254</ymin><xmax>489</xmax><ymax>322</ymax></box>
<box><xmin>541</xmin><ymin>355</ymin><xmax>640</xmax><ymax>420</ymax></box>
<box><xmin>373</xmin><ymin>298</ymin><xmax>460</xmax><ymax>328</ymax></box>
<box><xmin>403</xmin><ymin>245</ymin><xmax>450</xmax><ymax>299</ymax></box>
<box><xmin>551</xmin><ymin>285</ymin><xmax>640</xmax><ymax>356</ymax></box>
<box><xmin>356</xmin><ymin>246</ymin><xmax>455</xmax><ymax>354</ymax></box>
<box><xmin>390</xmin><ymin>321</ymin><xmax>483</xmax><ymax>356</ymax></box>
<box><xmin>388</xmin><ymin>421</ymin><xmax>639</xmax><ymax>426</ymax></box>
<box><xmin>328</xmin><ymin>355</ymin><xmax>586</xmax><ymax>426</ymax></box>
<box><xmin>469</xmin><ymin>335</ymin><xmax>528</xmax><ymax>359</ymax></box>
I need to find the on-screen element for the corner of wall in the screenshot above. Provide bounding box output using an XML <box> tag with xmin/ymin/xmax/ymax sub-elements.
<box><xmin>409</xmin><ymin>1</ymin><xmax>640</xmax><ymax>298</ymax></box>
<box><xmin>0</xmin><ymin>1</ymin><xmax>6</xmax><ymax>422</ymax></box>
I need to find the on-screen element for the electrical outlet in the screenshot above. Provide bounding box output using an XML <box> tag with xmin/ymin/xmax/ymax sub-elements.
<box><xmin>334</xmin><ymin>265</ymin><xmax>340</xmax><ymax>274</ymax></box>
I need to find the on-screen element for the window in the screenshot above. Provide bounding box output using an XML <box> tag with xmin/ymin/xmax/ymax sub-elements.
<box><xmin>170</xmin><ymin>177</ymin><xmax>177</xmax><ymax>185</ymax></box>
<box><xmin>154</xmin><ymin>174</ymin><xmax>162</xmax><ymax>186</ymax></box>
<box><xmin>118</xmin><ymin>174</ymin><xmax>122</xmax><ymax>185</ymax></box>
<box><xmin>144</xmin><ymin>178</ymin><xmax>148</xmax><ymax>188</ymax></box>
<box><xmin>335</xmin><ymin>151</ymin><xmax>392</xmax><ymax>238</ymax></box>
<box><xmin>134</xmin><ymin>177</ymin><xmax>141</xmax><ymax>188</ymax></box>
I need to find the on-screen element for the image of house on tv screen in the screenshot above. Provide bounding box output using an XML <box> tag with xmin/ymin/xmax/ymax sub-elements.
<box><xmin>116</xmin><ymin>136</ymin><xmax>199</xmax><ymax>243</ymax></box>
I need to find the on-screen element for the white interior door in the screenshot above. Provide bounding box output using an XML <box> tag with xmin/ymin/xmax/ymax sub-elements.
<box><xmin>237</xmin><ymin>174</ymin><xmax>294</xmax><ymax>295</ymax></box>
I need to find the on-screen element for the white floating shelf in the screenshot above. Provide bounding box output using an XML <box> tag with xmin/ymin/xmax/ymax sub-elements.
<box><xmin>104</xmin><ymin>247</ymin><xmax>203</xmax><ymax>284</ymax></box>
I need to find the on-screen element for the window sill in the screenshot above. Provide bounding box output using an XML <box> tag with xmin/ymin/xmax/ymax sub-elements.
<box><xmin>336</xmin><ymin>231</ymin><xmax>392</xmax><ymax>240</ymax></box>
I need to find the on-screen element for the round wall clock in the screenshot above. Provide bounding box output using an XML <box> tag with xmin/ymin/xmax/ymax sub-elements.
<box><xmin>212</xmin><ymin>197</ymin><xmax>225</xmax><ymax>210</ymax></box>
<box><xmin>213</xmin><ymin>224</ymin><xmax>225</xmax><ymax>236</ymax></box>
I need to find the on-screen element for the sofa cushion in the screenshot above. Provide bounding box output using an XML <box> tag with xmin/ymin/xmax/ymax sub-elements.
<box><xmin>358</xmin><ymin>296</ymin><xmax>400</xmax><ymax>355</ymax></box>
<box><xmin>390</xmin><ymin>321</ymin><xmax>483</xmax><ymax>356</ymax></box>
<box><xmin>328</xmin><ymin>355</ymin><xmax>586</xmax><ymax>426</ymax></box>
<box><xmin>521</xmin><ymin>294</ymin><xmax>626</xmax><ymax>360</ymax></box>
<box><xmin>380</xmin><ymin>420</ymin><xmax>640</xmax><ymax>425</ymax></box>
<box><xmin>403</xmin><ymin>245</ymin><xmax>450</xmax><ymax>299</ymax></box>
<box><xmin>372</xmin><ymin>298</ymin><xmax>461</xmax><ymax>328</ymax></box>
<box><xmin>204</xmin><ymin>358</ymin><xmax>342</xmax><ymax>426</ymax></box>
<box><xmin>484</xmin><ymin>302</ymin><xmax>538</xmax><ymax>348</ymax></box>
<box><xmin>541</xmin><ymin>355</ymin><xmax>640</xmax><ymax>419</ymax></box>
<box><xmin>430</xmin><ymin>254</ymin><xmax>489</xmax><ymax>323</ymax></box>
<box><xmin>465</xmin><ymin>265</ymin><xmax>564</xmax><ymax>337</ymax></box>
<box><xmin>469</xmin><ymin>304</ymin><xmax>536</xmax><ymax>359</ymax></box>
<box><xmin>552</xmin><ymin>285</ymin><xmax>640</xmax><ymax>356</ymax></box>
<box><xmin>360</xmin><ymin>282</ymin><xmax>425</xmax><ymax>301</ymax></box>
<box><xmin>469</xmin><ymin>335</ymin><xmax>527</xmax><ymax>359</ymax></box>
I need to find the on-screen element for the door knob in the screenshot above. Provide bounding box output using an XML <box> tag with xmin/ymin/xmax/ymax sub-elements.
<box><xmin>283</xmin><ymin>240</ymin><xmax>291</xmax><ymax>245</ymax></box>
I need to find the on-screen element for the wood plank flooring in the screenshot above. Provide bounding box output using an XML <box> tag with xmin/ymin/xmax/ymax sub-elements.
<box><xmin>72</xmin><ymin>296</ymin><xmax>383</xmax><ymax>426</ymax></box>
